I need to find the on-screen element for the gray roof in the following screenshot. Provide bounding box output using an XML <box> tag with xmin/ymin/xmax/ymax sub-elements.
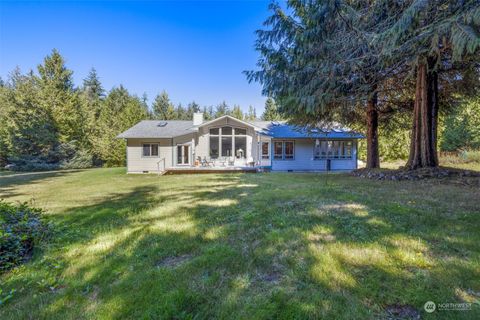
<box><xmin>118</xmin><ymin>118</ymin><xmax>363</xmax><ymax>139</ymax></box>
<box><xmin>117</xmin><ymin>120</ymin><xmax>195</xmax><ymax>138</ymax></box>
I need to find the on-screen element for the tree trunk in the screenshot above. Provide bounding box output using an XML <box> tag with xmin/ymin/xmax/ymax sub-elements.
<box><xmin>366</xmin><ymin>92</ymin><xmax>380</xmax><ymax>168</ymax></box>
<box><xmin>406</xmin><ymin>57</ymin><xmax>439</xmax><ymax>169</ymax></box>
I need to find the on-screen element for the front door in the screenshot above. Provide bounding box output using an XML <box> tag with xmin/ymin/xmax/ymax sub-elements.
<box><xmin>177</xmin><ymin>144</ymin><xmax>190</xmax><ymax>165</ymax></box>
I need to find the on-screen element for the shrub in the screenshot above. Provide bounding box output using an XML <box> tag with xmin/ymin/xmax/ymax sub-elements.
<box><xmin>461</xmin><ymin>150</ymin><xmax>480</xmax><ymax>163</ymax></box>
<box><xmin>0</xmin><ymin>201</ymin><xmax>50</xmax><ymax>271</ymax></box>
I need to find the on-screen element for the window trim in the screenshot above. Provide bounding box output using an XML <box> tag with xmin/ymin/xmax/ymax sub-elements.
<box><xmin>142</xmin><ymin>143</ymin><xmax>160</xmax><ymax>158</ymax></box>
<box><xmin>208</xmin><ymin>125</ymin><xmax>248</xmax><ymax>159</ymax></box>
<box><xmin>273</xmin><ymin>140</ymin><xmax>295</xmax><ymax>161</ymax></box>
<box><xmin>261</xmin><ymin>142</ymin><xmax>270</xmax><ymax>160</ymax></box>
<box><xmin>313</xmin><ymin>139</ymin><xmax>354</xmax><ymax>160</ymax></box>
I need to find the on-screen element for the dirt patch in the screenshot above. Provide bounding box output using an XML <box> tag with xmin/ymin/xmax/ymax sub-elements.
<box><xmin>156</xmin><ymin>254</ymin><xmax>193</xmax><ymax>268</ymax></box>
<box><xmin>384</xmin><ymin>304</ymin><xmax>420</xmax><ymax>320</ymax></box>
<box><xmin>352</xmin><ymin>167</ymin><xmax>480</xmax><ymax>183</ymax></box>
<box><xmin>258</xmin><ymin>271</ymin><xmax>282</xmax><ymax>283</ymax></box>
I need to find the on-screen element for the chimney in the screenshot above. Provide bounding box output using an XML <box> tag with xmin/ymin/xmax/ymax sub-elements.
<box><xmin>193</xmin><ymin>112</ymin><xmax>204</xmax><ymax>126</ymax></box>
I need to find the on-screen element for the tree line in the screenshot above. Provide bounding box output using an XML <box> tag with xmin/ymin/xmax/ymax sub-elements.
<box><xmin>247</xmin><ymin>0</ymin><xmax>480</xmax><ymax>169</ymax></box>
<box><xmin>0</xmin><ymin>50</ymin><xmax>281</xmax><ymax>171</ymax></box>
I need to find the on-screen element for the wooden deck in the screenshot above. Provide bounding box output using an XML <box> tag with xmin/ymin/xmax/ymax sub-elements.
<box><xmin>163</xmin><ymin>166</ymin><xmax>258</xmax><ymax>175</ymax></box>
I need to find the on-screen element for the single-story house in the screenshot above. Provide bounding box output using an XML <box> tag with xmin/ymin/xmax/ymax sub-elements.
<box><xmin>117</xmin><ymin>113</ymin><xmax>363</xmax><ymax>173</ymax></box>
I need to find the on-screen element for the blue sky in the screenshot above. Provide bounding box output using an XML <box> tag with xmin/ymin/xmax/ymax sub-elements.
<box><xmin>0</xmin><ymin>1</ymin><xmax>272</xmax><ymax>113</ymax></box>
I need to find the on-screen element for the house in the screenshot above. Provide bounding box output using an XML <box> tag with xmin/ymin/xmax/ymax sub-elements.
<box><xmin>117</xmin><ymin>113</ymin><xmax>363</xmax><ymax>173</ymax></box>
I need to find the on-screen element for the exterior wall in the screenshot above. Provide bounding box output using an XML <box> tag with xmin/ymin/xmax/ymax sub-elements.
<box><xmin>258</xmin><ymin>135</ymin><xmax>273</xmax><ymax>167</ymax></box>
<box><xmin>271</xmin><ymin>139</ymin><xmax>357</xmax><ymax>171</ymax></box>
<box><xmin>126</xmin><ymin>138</ymin><xmax>173</xmax><ymax>173</ymax></box>
<box><xmin>196</xmin><ymin>117</ymin><xmax>256</xmax><ymax>166</ymax></box>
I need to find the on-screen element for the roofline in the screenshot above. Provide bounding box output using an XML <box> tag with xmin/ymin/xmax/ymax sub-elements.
<box><xmin>197</xmin><ymin>115</ymin><xmax>261</xmax><ymax>130</ymax></box>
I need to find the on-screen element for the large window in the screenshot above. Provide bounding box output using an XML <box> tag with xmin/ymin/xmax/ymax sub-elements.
<box><xmin>209</xmin><ymin>126</ymin><xmax>247</xmax><ymax>158</ymax></box>
<box><xmin>314</xmin><ymin>140</ymin><xmax>353</xmax><ymax>159</ymax></box>
<box><xmin>261</xmin><ymin>142</ymin><xmax>269</xmax><ymax>159</ymax></box>
<box><xmin>273</xmin><ymin>141</ymin><xmax>294</xmax><ymax>160</ymax></box>
<box><xmin>235</xmin><ymin>136</ymin><xmax>246</xmax><ymax>158</ymax></box>
<box><xmin>142</xmin><ymin>143</ymin><xmax>159</xmax><ymax>157</ymax></box>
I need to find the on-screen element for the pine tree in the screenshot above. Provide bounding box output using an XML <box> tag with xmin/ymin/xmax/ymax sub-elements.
<box><xmin>152</xmin><ymin>91</ymin><xmax>175</xmax><ymax>120</ymax></box>
<box><xmin>231</xmin><ymin>105</ymin><xmax>244</xmax><ymax>120</ymax></box>
<box><xmin>37</xmin><ymin>49</ymin><xmax>82</xmax><ymax>145</ymax></box>
<box><xmin>261</xmin><ymin>98</ymin><xmax>282</xmax><ymax>121</ymax></box>
<box><xmin>83</xmin><ymin>68</ymin><xmax>105</xmax><ymax>100</ymax></box>
<box><xmin>187</xmin><ymin>101</ymin><xmax>201</xmax><ymax>119</ymax></box>
<box><xmin>215</xmin><ymin>101</ymin><xmax>230</xmax><ymax>118</ymax></box>
<box><xmin>245</xmin><ymin>105</ymin><xmax>257</xmax><ymax>121</ymax></box>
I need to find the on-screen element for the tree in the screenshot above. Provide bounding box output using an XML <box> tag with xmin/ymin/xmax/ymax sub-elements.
<box><xmin>231</xmin><ymin>105</ymin><xmax>244</xmax><ymax>120</ymax></box>
<box><xmin>152</xmin><ymin>91</ymin><xmax>175</xmax><ymax>120</ymax></box>
<box><xmin>244</xmin><ymin>105</ymin><xmax>257</xmax><ymax>121</ymax></box>
<box><xmin>175</xmin><ymin>103</ymin><xmax>187</xmax><ymax>120</ymax></box>
<box><xmin>94</xmin><ymin>86</ymin><xmax>148</xmax><ymax>166</ymax></box>
<box><xmin>261</xmin><ymin>97</ymin><xmax>281</xmax><ymax>121</ymax></box>
<box><xmin>37</xmin><ymin>49</ymin><xmax>83</xmax><ymax>144</ymax></box>
<box><xmin>378</xmin><ymin>0</ymin><xmax>480</xmax><ymax>168</ymax></box>
<box><xmin>441</xmin><ymin>97</ymin><xmax>480</xmax><ymax>151</ymax></box>
<box><xmin>83</xmin><ymin>68</ymin><xmax>105</xmax><ymax>100</ymax></box>
<box><xmin>215</xmin><ymin>101</ymin><xmax>230</xmax><ymax>118</ymax></box>
<box><xmin>186</xmin><ymin>101</ymin><xmax>201</xmax><ymax>119</ymax></box>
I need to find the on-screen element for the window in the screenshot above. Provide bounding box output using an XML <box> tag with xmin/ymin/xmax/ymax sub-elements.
<box><xmin>235</xmin><ymin>128</ymin><xmax>246</xmax><ymax>135</ymax></box>
<box><xmin>262</xmin><ymin>142</ymin><xmax>269</xmax><ymax>159</ymax></box>
<box><xmin>274</xmin><ymin>142</ymin><xmax>283</xmax><ymax>160</ymax></box>
<box><xmin>209</xmin><ymin>126</ymin><xmax>247</xmax><ymax>158</ymax></box>
<box><xmin>142</xmin><ymin>143</ymin><xmax>159</xmax><ymax>157</ymax></box>
<box><xmin>284</xmin><ymin>142</ymin><xmax>294</xmax><ymax>159</ymax></box>
<box><xmin>210</xmin><ymin>136</ymin><xmax>219</xmax><ymax>158</ymax></box>
<box><xmin>221</xmin><ymin>126</ymin><xmax>232</xmax><ymax>135</ymax></box>
<box><xmin>313</xmin><ymin>140</ymin><xmax>354</xmax><ymax>159</ymax></box>
<box><xmin>235</xmin><ymin>136</ymin><xmax>246</xmax><ymax>158</ymax></box>
<box><xmin>221</xmin><ymin>136</ymin><xmax>232</xmax><ymax>156</ymax></box>
<box><xmin>273</xmin><ymin>141</ymin><xmax>294</xmax><ymax>160</ymax></box>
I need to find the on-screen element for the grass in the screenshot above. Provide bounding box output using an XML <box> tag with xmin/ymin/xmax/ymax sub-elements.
<box><xmin>0</xmin><ymin>168</ymin><xmax>479</xmax><ymax>319</ymax></box>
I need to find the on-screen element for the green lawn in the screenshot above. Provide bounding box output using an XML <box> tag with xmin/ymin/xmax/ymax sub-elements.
<box><xmin>0</xmin><ymin>168</ymin><xmax>479</xmax><ymax>319</ymax></box>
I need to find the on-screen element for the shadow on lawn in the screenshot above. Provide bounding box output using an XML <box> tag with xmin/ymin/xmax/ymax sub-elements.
<box><xmin>5</xmin><ymin>173</ymin><xmax>479</xmax><ymax>319</ymax></box>
<box><xmin>0</xmin><ymin>170</ymin><xmax>80</xmax><ymax>199</ymax></box>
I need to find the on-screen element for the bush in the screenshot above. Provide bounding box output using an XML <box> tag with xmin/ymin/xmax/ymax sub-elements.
<box><xmin>0</xmin><ymin>201</ymin><xmax>50</xmax><ymax>271</ymax></box>
<box><xmin>461</xmin><ymin>150</ymin><xmax>480</xmax><ymax>163</ymax></box>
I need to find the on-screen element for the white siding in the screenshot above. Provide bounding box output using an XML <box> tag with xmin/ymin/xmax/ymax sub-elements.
<box><xmin>271</xmin><ymin>139</ymin><xmax>357</xmax><ymax>171</ymax></box>
<box><xmin>126</xmin><ymin>138</ymin><xmax>173</xmax><ymax>173</ymax></box>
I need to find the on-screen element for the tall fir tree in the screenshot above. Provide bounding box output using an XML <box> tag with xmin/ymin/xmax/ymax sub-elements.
<box><xmin>231</xmin><ymin>105</ymin><xmax>244</xmax><ymax>120</ymax></box>
<box><xmin>152</xmin><ymin>91</ymin><xmax>175</xmax><ymax>120</ymax></box>
<box><xmin>261</xmin><ymin>98</ymin><xmax>282</xmax><ymax>121</ymax></box>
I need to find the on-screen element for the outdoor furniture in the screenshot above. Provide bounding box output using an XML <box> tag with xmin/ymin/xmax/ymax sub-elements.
<box><xmin>202</xmin><ymin>157</ymin><xmax>214</xmax><ymax>167</ymax></box>
<box><xmin>228</xmin><ymin>157</ymin><xmax>235</xmax><ymax>166</ymax></box>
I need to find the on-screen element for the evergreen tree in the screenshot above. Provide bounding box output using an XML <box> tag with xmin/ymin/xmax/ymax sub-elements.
<box><xmin>152</xmin><ymin>91</ymin><xmax>175</xmax><ymax>120</ymax></box>
<box><xmin>94</xmin><ymin>86</ymin><xmax>148</xmax><ymax>166</ymax></box>
<box><xmin>231</xmin><ymin>105</ymin><xmax>244</xmax><ymax>120</ymax></box>
<box><xmin>83</xmin><ymin>68</ymin><xmax>105</xmax><ymax>100</ymax></box>
<box><xmin>175</xmin><ymin>103</ymin><xmax>187</xmax><ymax>120</ymax></box>
<box><xmin>261</xmin><ymin>98</ymin><xmax>281</xmax><ymax>121</ymax></box>
<box><xmin>37</xmin><ymin>49</ymin><xmax>82</xmax><ymax>144</ymax></box>
<box><xmin>215</xmin><ymin>101</ymin><xmax>230</xmax><ymax>118</ymax></box>
<box><xmin>245</xmin><ymin>105</ymin><xmax>257</xmax><ymax>121</ymax></box>
<box><xmin>187</xmin><ymin>101</ymin><xmax>201</xmax><ymax>119</ymax></box>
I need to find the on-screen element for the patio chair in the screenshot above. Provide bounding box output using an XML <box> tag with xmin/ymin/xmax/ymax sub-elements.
<box><xmin>228</xmin><ymin>157</ymin><xmax>235</xmax><ymax>166</ymax></box>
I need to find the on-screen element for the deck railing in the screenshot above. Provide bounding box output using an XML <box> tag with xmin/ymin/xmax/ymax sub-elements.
<box><xmin>157</xmin><ymin>158</ymin><xmax>166</xmax><ymax>175</ymax></box>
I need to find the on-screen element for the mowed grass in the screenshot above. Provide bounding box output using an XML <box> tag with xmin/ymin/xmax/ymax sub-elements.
<box><xmin>0</xmin><ymin>168</ymin><xmax>479</xmax><ymax>319</ymax></box>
